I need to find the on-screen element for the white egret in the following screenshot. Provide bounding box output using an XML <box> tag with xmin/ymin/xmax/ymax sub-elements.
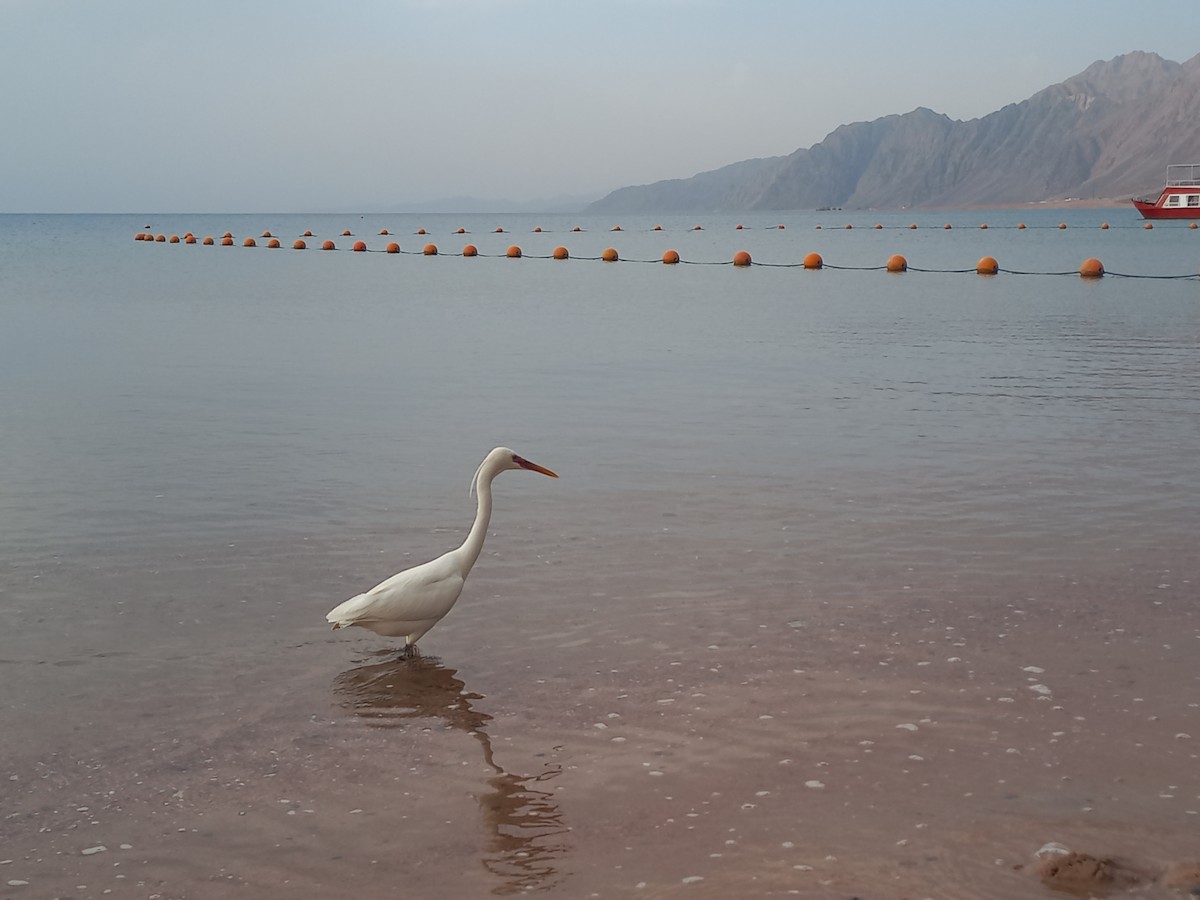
<box><xmin>326</xmin><ymin>447</ymin><xmax>558</xmax><ymax>653</ymax></box>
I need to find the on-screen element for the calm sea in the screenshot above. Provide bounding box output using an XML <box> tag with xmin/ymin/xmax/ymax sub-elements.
<box><xmin>1</xmin><ymin>211</ymin><xmax>1198</xmax><ymax>898</ymax></box>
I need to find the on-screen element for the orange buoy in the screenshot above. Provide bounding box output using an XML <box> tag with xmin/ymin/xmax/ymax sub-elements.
<box><xmin>262</xmin><ymin>231</ymin><xmax>273</xmax><ymax>238</ymax></box>
<box><xmin>293</xmin><ymin>240</ymin><xmax>307</xmax><ymax>250</ymax></box>
<box><xmin>303</xmin><ymin>230</ymin><xmax>313</xmax><ymax>237</ymax></box>
<box><xmin>1079</xmin><ymin>257</ymin><xmax>1104</xmax><ymax>278</ymax></box>
<box><xmin>815</xmin><ymin>224</ymin><xmax>822</xmax><ymax>230</ymax></box>
<box><xmin>1144</xmin><ymin>222</ymin><xmax>1153</xmax><ymax>230</ymax></box>
<box><xmin>222</xmin><ymin>236</ymin><xmax>235</xmax><ymax>246</ymax></box>
<box><xmin>874</xmin><ymin>224</ymin><xmax>883</xmax><ymax>230</ymax></box>
<box><xmin>802</xmin><ymin>252</ymin><xmax>823</xmax><ymax>269</ymax></box>
<box><xmin>908</xmin><ymin>223</ymin><xmax>917</xmax><ymax>230</ymax></box>
<box><xmin>886</xmin><ymin>254</ymin><xmax>907</xmax><ymax>272</ymax></box>
<box><xmin>462</xmin><ymin>244</ymin><xmax>478</xmax><ymax>257</ymax></box>
<box><xmin>844</xmin><ymin>223</ymin><xmax>852</xmax><ymax>230</ymax></box>
<box><xmin>321</xmin><ymin>240</ymin><xmax>336</xmax><ymax>251</ymax></box>
<box><xmin>505</xmin><ymin>245</ymin><xmax>522</xmax><ymax>258</ymax></box>
<box><xmin>423</xmin><ymin>243</ymin><xmax>437</xmax><ymax>255</ymax></box>
<box><xmin>379</xmin><ymin>229</ymin><xmax>390</xmax><ymax>236</ymax></box>
<box><xmin>417</xmin><ymin>228</ymin><xmax>427</xmax><ymax>235</ymax></box>
<box><xmin>184</xmin><ymin>235</ymin><xmax>196</xmax><ymax>244</ymax></box>
<box><xmin>495</xmin><ymin>227</ymin><xmax>505</xmax><ymax>234</ymax></box>
<box><xmin>552</xmin><ymin>246</ymin><xmax>569</xmax><ymax>260</ymax></box>
<box><xmin>979</xmin><ymin>223</ymin><xmax>988</xmax><ymax>229</ymax></box>
<box><xmin>601</xmin><ymin>247</ymin><xmax>619</xmax><ymax>262</ymax></box>
<box><xmin>735</xmin><ymin>224</ymin><xmax>744</xmax><ymax>230</ymax></box>
<box><xmin>776</xmin><ymin>224</ymin><xmax>785</xmax><ymax>229</ymax></box>
<box><xmin>1100</xmin><ymin>223</ymin><xmax>1110</xmax><ymax>230</ymax></box>
<box><xmin>223</xmin><ymin>232</ymin><xmax>233</xmax><ymax>239</ymax></box>
<box><xmin>244</xmin><ymin>237</ymin><xmax>258</xmax><ymax>248</ymax></box>
<box><xmin>1017</xmin><ymin>223</ymin><xmax>1026</xmax><ymax>229</ymax></box>
<box><xmin>653</xmin><ymin>225</ymin><xmax>663</xmax><ymax>231</ymax></box>
<box><xmin>202</xmin><ymin>236</ymin><xmax>214</xmax><ymax>245</ymax></box>
<box><xmin>732</xmin><ymin>250</ymin><xmax>751</xmax><ymax>267</ymax></box>
<box><xmin>1191</xmin><ymin>223</ymin><xmax>1199</xmax><ymax>230</ymax></box>
<box><xmin>611</xmin><ymin>225</ymin><xmax>622</xmax><ymax>232</ymax></box>
<box><xmin>662</xmin><ymin>249</ymin><xmax>680</xmax><ymax>264</ymax></box>
<box><xmin>976</xmin><ymin>256</ymin><xmax>999</xmax><ymax>275</ymax></box>
<box><xmin>342</xmin><ymin>229</ymin><xmax>353</xmax><ymax>236</ymax></box>
<box><xmin>693</xmin><ymin>225</ymin><xmax>703</xmax><ymax>231</ymax></box>
<box><xmin>267</xmin><ymin>238</ymin><xmax>280</xmax><ymax>249</ymax></box>
<box><xmin>572</xmin><ymin>226</ymin><xmax>582</xmax><ymax>232</ymax></box>
<box><xmin>155</xmin><ymin>234</ymin><xmax>166</xmax><ymax>242</ymax></box>
<box><xmin>168</xmin><ymin>235</ymin><xmax>180</xmax><ymax>244</ymax></box>
<box><xmin>352</xmin><ymin>240</ymin><xmax>367</xmax><ymax>252</ymax></box>
<box><xmin>533</xmin><ymin>226</ymin><xmax>542</xmax><ymax>233</ymax></box>
<box><xmin>134</xmin><ymin>233</ymin><xmax>145</xmax><ymax>241</ymax></box>
<box><xmin>184</xmin><ymin>233</ymin><xmax>194</xmax><ymax>240</ymax></box>
<box><xmin>943</xmin><ymin>224</ymin><xmax>952</xmax><ymax>230</ymax></box>
<box><xmin>386</xmin><ymin>242</ymin><xmax>400</xmax><ymax>254</ymax></box>
<box><xmin>1058</xmin><ymin>223</ymin><xmax>1067</xmax><ymax>230</ymax></box>
<box><xmin>456</xmin><ymin>227</ymin><xmax>466</xmax><ymax>234</ymax></box>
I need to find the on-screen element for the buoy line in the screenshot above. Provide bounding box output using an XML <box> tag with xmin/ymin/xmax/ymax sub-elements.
<box><xmin>133</xmin><ymin>233</ymin><xmax>1200</xmax><ymax>279</ymax></box>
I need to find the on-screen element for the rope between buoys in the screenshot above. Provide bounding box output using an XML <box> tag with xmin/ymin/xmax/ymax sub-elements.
<box><xmin>908</xmin><ymin>266</ymin><xmax>980</xmax><ymax>274</ymax></box>
<box><xmin>999</xmin><ymin>268</ymin><xmax>1091</xmax><ymax>277</ymax></box>
<box><xmin>1104</xmin><ymin>270</ymin><xmax>1199</xmax><ymax>280</ymax></box>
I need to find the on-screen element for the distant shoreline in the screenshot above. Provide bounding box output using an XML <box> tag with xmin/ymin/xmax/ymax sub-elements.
<box><xmin>946</xmin><ymin>196</ymin><xmax>1129</xmax><ymax>211</ymax></box>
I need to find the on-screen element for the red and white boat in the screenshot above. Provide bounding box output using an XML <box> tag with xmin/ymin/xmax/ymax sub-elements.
<box><xmin>1131</xmin><ymin>164</ymin><xmax>1200</xmax><ymax>218</ymax></box>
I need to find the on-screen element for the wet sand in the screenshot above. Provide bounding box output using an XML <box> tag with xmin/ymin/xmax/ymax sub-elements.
<box><xmin>3</xmin><ymin>508</ymin><xmax>1197</xmax><ymax>899</ymax></box>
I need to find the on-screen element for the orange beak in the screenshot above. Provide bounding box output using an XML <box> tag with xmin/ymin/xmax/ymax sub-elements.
<box><xmin>514</xmin><ymin>455</ymin><xmax>558</xmax><ymax>478</ymax></box>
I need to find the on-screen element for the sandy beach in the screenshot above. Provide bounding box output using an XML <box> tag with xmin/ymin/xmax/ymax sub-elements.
<box><xmin>4</xmin><ymin>490</ymin><xmax>1197</xmax><ymax>898</ymax></box>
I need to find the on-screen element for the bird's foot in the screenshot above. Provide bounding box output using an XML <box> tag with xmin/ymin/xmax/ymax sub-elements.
<box><xmin>400</xmin><ymin>643</ymin><xmax>422</xmax><ymax>660</ymax></box>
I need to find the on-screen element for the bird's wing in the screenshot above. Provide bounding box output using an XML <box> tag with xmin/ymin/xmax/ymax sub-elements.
<box><xmin>356</xmin><ymin>552</ymin><xmax>466</xmax><ymax>623</ymax></box>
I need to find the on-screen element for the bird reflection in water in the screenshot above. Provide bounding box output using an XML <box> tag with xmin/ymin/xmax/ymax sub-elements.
<box><xmin>333</xmin><ymin>652</ymin><xmax>569</xmax><ymax>895</ymax></box>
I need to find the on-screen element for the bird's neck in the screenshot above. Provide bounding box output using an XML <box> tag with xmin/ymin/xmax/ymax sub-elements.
<box><xmin>456</xmin><ymin>475</ymin><xmax>493</xmax><ymax>578</ymax></box>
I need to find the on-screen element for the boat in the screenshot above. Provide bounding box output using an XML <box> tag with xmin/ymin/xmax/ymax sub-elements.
<box><xmin>1131</xmin><ymin>164</ymin><xmax>1200</xmax><ymax>218</ymax></box>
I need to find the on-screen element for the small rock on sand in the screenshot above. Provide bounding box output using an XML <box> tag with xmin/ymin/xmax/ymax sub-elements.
<box><xmin>1036</xmin><ymin>842</ymin><xmax>1071</xmax><ymax>859</ymax></box>
<box><xmin>1034</xmin><ymin>850</ymin><xmax>1143</xmax><ymax>895</ymax></box>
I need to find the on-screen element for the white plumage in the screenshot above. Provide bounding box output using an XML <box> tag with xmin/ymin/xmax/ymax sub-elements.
<box><xmin>326</xmin><ymin>447</ymin><xmax>558</xmax><ymax>651</ymax></box>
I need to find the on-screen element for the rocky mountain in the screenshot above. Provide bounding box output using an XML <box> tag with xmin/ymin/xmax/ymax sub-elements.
<box><xmin>588</xmin><ymin>51</ymin><xmax>1200</xmax><ymax>212</ymax></box>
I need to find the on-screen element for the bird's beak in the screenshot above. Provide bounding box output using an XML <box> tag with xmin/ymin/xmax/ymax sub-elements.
<box><xmin>514</xmin><ymin>455</ymin><xmax>558</xmax><ymax>478</ymax></box>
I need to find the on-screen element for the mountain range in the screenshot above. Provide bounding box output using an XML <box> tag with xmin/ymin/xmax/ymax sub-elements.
<box><xmin>587</xmin><ymin>51</ymin><xmax>1200</xmax><ymax>213</ymax></box>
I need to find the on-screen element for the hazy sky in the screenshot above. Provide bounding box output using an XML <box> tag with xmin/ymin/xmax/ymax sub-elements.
<box><xmin>3</xmin><ymin>0</ymin><xmax>1196</xmax><ymax>212</ymax></box>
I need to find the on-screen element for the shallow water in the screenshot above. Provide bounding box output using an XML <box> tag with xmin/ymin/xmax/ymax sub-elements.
<box><xmin>1</xmin><ymin>211</ymin><xmax>1198</xmax><ymax>898</ymax></box>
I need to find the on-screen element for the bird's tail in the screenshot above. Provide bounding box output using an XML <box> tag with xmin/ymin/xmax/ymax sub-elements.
<box><xmin>327</xmin><ymin>592</ymin><xmax>370</xmax><ymax>630</ymax></box>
